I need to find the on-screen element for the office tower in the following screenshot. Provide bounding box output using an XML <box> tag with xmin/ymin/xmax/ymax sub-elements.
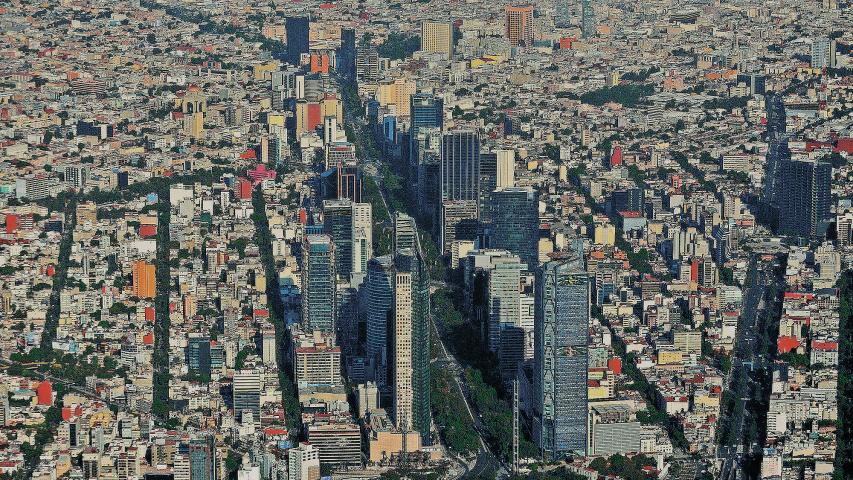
<box><xmin>301</xmin><ymin>235</ymin><xmax>337</xmax><ymax>333</ymax></box>
<box><xmin>356</xmin><ymin>47</ymin><xmax>380</xmax><ymax>83</ymax></box>
<box><xmin>440</xmin><ymin>200</ymin><xmax>479</xmax><ymax>253</ymax></box>
<box><xmin>337</xmin><ymin>163</ymin><xmax>361</xmax><ymax>203</ymax></box>
<box><xmin>366</xmin><ymin>256</ymin><xmax>394</xmax><ymax>386</ymax></box>
<box><xmin>394</xmin><ymin>212</ymin><xmax>418</xmax><ymax>253</ymax></box>
<box><xmin>352</xmin><ymin>203</ymin><xmax>372</xmax><ymax>274</ymax></box>
<box><xmin>288</xmin><ymin>443</ymin><xmax>320</xmax><ymax>480</ymax></box>
<box><xmin>306</xmin><ymin>422</ymin><xmax>362</xmax><ymax>466</ymax></box>
<box><xmin>778</xmin><ymin>159</ymin><xmax>832</xmax><ymax>239</ymax></box>
<box><xmin>487</xmin><ymin>255</ymin><xmax>528</xmax><ymax>378</ymax></box>
<box><xmin>189</xmin><ymin>433</ymin><xmax>217</xmax><ymax>480</ymax></box>
<box><xmin>64</xmin><ymin>165</ymin><xmax>89</xmax><ymax>189</ymax></box>
<box><xmin>440</xmin><ymin>130</ymin><xmax>481</xmax><ymax>216</ymax></box>
<box><xmin>736</xmin><ymin>73</ymin><xmax>766</xmax><ymax>96</ymax></box>
<box><xmin>338</xmin><ymin>28</ymin><xmax>357</xmax><ymax>80</ymax></box>
<box><xmin>810</xmin><ymin>37</ymin><xmax>837</xmax><ymax>69</ymax></box>
<box><xmin>413</xmin><ymin>127</ymin><xmax>443</xmax><ymax>222</ymax></box>
<box><xmin>0</xmin><ymin>384</ymin><xmax>8</xmax><ymax>427</ymax></box>
<box><xmin>555</xmin><ymin>1</ymin><xmax>571</xmax><ymax>28</ymax></box>
<box><xmin>323</xmin><ymin>116</ymin><xmax>337</xmax><ymax>145</ymax></box>
<box><xmin>534</xmin><ymin>258</ymin><xmax>589</xmax><ymax>458</ymax></box>
<box><xmin>410</xmin><ymin>94</ymin><xmax>444</xmax><ymax>143</ymax></box>
<box><xmin>611</xmin><ymin>187</ymin><xmax>644</xmax><ymax>213</ymax></box>
<box><xmin>262</xmin><ymin>329</ymin><xmax>276</xmax><ymax>366</ymax></box>
<box><xmin>286</xmin><ymin>17</ymin><xmax>310</xmax><ymax>66</ymax></box>
<box><xmin>293</xmin><ymin>330</ymin><xmax>342</xmax><ymax>387</ymax></box>
<box><xmin>323</xmin><ymin>199</ymin><xmax>354</xmax><ymax>279</ymax></box>
<box><xmin>173</xmin><ymin>453</ymin><xmax>190</xmax><ymax>480</ymax></box>
<box><xmin>505</xmin><ymin>5</ymin><xmax>535</xmax><ymax>47</ymax></box>
<box><xmin>496</xmin><ymin>149</ymin><xmax>515</xmax><ymax>188</ymax></box>
<box><xmin>132</xmin><ymin>260</ymin><xmax>156</xmax><ymax>299</ymax></box>
<box><xmin>232</xmin><ymin>369</ymin><xmax>261</xmax><ymax>422</ymax></box>
<box><xmin>581</xmin><ymin>0</ymin><xmax>595</xmax><ymax>38</ymax></box>
<box><xmin>420</xmin><ymin>21</ymin><xmax>453</xmax><ymax>59</ymax></box>
<box><xmin>838</xmin><ymin>210</ymin><xmax>853</xmax><ymax>247</ymax></box>
<box><xmin>82</xmin><ymin>450</ymin><xmax>99</xmax><ymax>479</ymax></box>
<box><xmin>762</xmin><ymin>93</ymin><xmax>790</xmax><ymax>222</ymax></box>
<box><xmin>490</xmin><ymin>187</ymin><xmax>539</xmax><ymax>270</ymax></box>
<box><xmin>186</xmin><ymin>334</ymin><xmax>211</xmax><ymax>376</ymax></box>
<box><xmin>392</xmin><ymin>246</ymin><xmax>431</xmax><ymax>441</ymax></box>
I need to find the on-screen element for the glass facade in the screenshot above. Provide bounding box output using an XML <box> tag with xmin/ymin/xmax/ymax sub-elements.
<box><xmin>490</xmin><ymin>187</ymin><xmax>539</xmax><ymax>270</ymax></box>
<box><xmin>302</xmin><ymin>235</ymin><xmax>336</xmax><ymax>333</ymax></box>
<box><xmin>535</xmin><ymin>259</ymin><xmax>589</xmax><ymax>458</ymax></box>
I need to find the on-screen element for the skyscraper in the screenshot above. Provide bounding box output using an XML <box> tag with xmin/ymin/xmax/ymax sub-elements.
<box><xmin>490</xmin><ymin>187</ymin><xmax>539</xmax><ymax>270</ymax></box>
<box><xmin>338</xmin><ymin>28</ymin><xmax>357</xmax><ymax>80</ymax></box>
<box><xmin>581</xmin><ymin>0</ymin><xmax>596</xmax><ymax>38</ymax></box>
<box><xmin>366</xmin><ymin>255</ymin><xmax>395</xmax><ymax>386</ymax></box>
<box><xmin>301</xmin><ymin>235</ymin><xmax>336</xmax><ymax>333</ymax></box>
<box><xmin>233</xmin><ymin>369</ymin><xmax>261</xmax><ymax>422</ymax></box>
<box><xmin>188</xmin><ymin>433</ymin><xmax>217</xmax><ymax>480</ymax></box>
<box><xmin>440</xmin><ymin>200</ymin><xmax>479</xmax><ymax>253</ymax></box>
<box><xmin>392</xmin><ymin>247</ymin><xmax>431</xmax><ymax>441</ymax></box>
<box><xmin>534</xmin><ymin>257</ymin><xmax>589</xmax><ymax>458</ymax></box>
<box><xmin>440</xmin><ymin>130</ymin><xmax>481</xmax><ymax>215</ymax></box>
<box><xmin>420</xmin><ymin>21</ymin><xmax>454</xmax><ymax>59</ymax></box>
<box><xmin>352</xmin><ymin>202</ymin><xmax>373</xmax><ymax>274</ymax></box>
<box><xmin>778</xmin><ymin>158</ymin><xmax>832</xmax><ymax>239</ymax></box>
<box><xmin>410</xmin><ymin>94</ymin><xmax>444</xmax><ymax>143</ymax></box>
<box><xmin>186</xmin><ymin>334</ymin><xmax>211</xmax><ymax>377</ymax></box>
<box><xmin>394</xmin><ymin>212</ymin><xmax>418</xmax><ymax>253</ymax></box>
<box><xmin>286</xmin><ymin>17</ymin><xmax>310</xmax><ymax>66</ymax></box>
<box><xmin>487</xmin><ymin>254</ymin><xmax>529</xmax><ymax>379</ymax></box>
<box><xmin>810</xmin><ymin>37</ymin><xmax>837</xmax><ymax>69</ymax></box>
<box><xmin>323</xmin><ymin>199</ymin><xmax>354</xmax><ymax>279</ymax></box>
<box><xmin>505</xmin><ymin>5</ymin><xmax>535</xmax><ymax>47</ymax></box>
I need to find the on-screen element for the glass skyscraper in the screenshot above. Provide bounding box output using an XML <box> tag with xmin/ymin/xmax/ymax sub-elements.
<box><xmin>323</xmin><ymin>199</ymin><xmax>354</xmax><ymax>279</ymax></box>
<box><xmin>440</xmin><ymin>130</ymin><xmax>481</xmax><ymax>213</ymax></box>
<box><xmin>286</xmin><ymin>17</ymin><xmax>310</xmax><ymax>66</ymax></box>
<box><xmin>366</xmin><ymin>255</ymin><xmax>395</xmax><ymax>386</ymax></box>
<box><xmin>301</xmin><ymin>234</ymin><xmax>336</xmax><ymax>333</ymax></box>
<box><xmin>490</xmin><ymin>186</ymin><xmax>539</xmax><ymax>270</ymax></box>
<box><xmin>535</xmin><ymin>257</ymin><xmax>589</xmax><ymax>458</ymax></box>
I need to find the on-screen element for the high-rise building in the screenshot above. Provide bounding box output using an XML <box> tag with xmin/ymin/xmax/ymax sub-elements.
<box><xmin>301</xmin><ymin>235</ymin><xmax>337</xmax><ymax>333</ymax></box>
<box><xmin>440</xmin><ymin>200</ymin><xmax>479</xmax><ymax>253</ymax></box>
<box><xmin>505</xmin><ymin>5</ymin><xmax>535</xmax><ymax>47</ymax></box>
<box><xmin>810</xmin><ymin>37</ymin><xmax>837</xmax><ymax>69</ymax></box>
<box><xmin>366</xmin><ymin>255</ymin><xmax>395</xmax><ymax>386</ymax></box>
<box><xmin>487</xmin><ymin>255</ymin><xmax>529</xmax><ymax>378</ymax></box>
<box><xmin>352</xmin><ymin>202</ymin><xmax>373</xmax><ymax>274</ymax></box>
<box><xmin>490</xmin><ymin>187</ymin><xmax>539</xmax><ymax>270</ymax></box>
<box><xmin>288</xmin><ymin>443</ymin><xmax>320</xmax><ymax>480</ymax></box>
<box><xmin>293</xmin><ymin>329</ymin><xmax>341</xmax><ymax>388</ymax></box>
<box><xmin>496</xmin><ymin>149</ymin><xmax>515</xmax><ymax>189</ymax></box>
<box><xmin>838</xmin><ymin>210</ymin><xmax>853</xmax><ymax>247</ymax></box>
<box><xmin>0</xmin><ymin>384</ymin><xmax>9</xmax><ymax>427</ymax></box>
<box><xmin>132</xmin><ymin>260</ymin><xmax>156</xmax><ymax>299</ymax></box>
<box><xmin>262</xmin><ymin>329</ymin><xmax>277</xmax><ymax>366</ymax></box>
<box><xmin>410</xmin><ymin>94</ymin><xmax>444</xmax><ymax>144</ymax></box>
<box><xmin>778</xmin><ymin>158</ymin><xmax>832</xmax><ymax>239</ymax></box>
<box><xmin>394</xmin><ymin>212</ymin><xmax>418</xmax><ymax>253</ymax></box>
<box><xmin>555</xmin><ymin>1</ymin><xmax>571</xmax><ymax>28</ymax></box>
<box><xmin>323</xmin><ymin>199</ymin><xmax>354</xmax><ymax>279</ymax></box>
<box><xmin>392</xmin><ymin>247</ymin><xmax>431</xmax><ymax>441</ymax></box>
<box><xmin>420</xmin><ymin>21</ymin><xmax>453</xmax><ymax>59</ymax></box>
<box><xmin>186</xmin><ymin>334</ymin><xmax>211</xmax><ymax>376</ymax></box>
<box><xmin>188</xmin><ymin>433</ymin><xmax>217</xmax><ymax>480</ymax></box>
<box><xmin>441</xmin><ymin>130</ymin><xmax>481</xmax><ymax>216</ymax></box>
<box><xmin>534</xmin><ymin>257</ymin><xmax>589</xmax><ymax>458</ymax></box>
<box><xmin>356</xmin><ymin>47</ymin><xmax>380</xmax><ymax>83</ymax></box>
<box><xmin>581</xmin><ymin>0</ymin><xmax>596</xmax><ymax>38</ymax></box>
<box><xmin>233</xmin><ymin>369</ymin><xmax>261</xmax><ymax>422</ymax></box>
<box><xmin>338</xmin><ymin>28</ymin><xmax>357</xmax><ymax>80</ymax></box>
<box><xmin>286</xmin><ymin>17</ymin><xmax>310</xmax><ymax>66</ymax></box>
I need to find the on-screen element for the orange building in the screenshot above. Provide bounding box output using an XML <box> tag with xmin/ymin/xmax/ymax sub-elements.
<box><xmin>310</xmin><ymin>53</ymin><xmax>330</xmax><ymax>74</ymax></box>
<box><xmin>36</xmin><ymin>380</ymin><xmax>52</xmax><ymax>405</ymax></box>
<box><xmin>505</xmin><ymin>5</ymin><xmax>534</xmax><ymax>47</ymax></box>
<box><xmin>132</xmin><ymin>260</ymin><xmax>156</xmax><ymax>299</ymax></box>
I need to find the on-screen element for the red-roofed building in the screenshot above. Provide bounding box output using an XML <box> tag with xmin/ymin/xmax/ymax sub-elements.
<box><xmin>36</xmin><ymin>380</ymin><xmax>52</xmax><ymax>406</ymax></box>
<box><xmin>777</xmin><ymin>336</ymin><xmax>803</xmax><ymax>354</ymax></box>
<box><xmin>247</xmin><ymin>164</ymin><xmax>276</xmax><ymax>185</ymax></box>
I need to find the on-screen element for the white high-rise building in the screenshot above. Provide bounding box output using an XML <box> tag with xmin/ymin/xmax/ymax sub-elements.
<box><xmin>352</xmin><ymin>202</ymin><xmax>373</xmax><ymax>274</ymax></box>
<box><xmin>392</xmin><ymin>270</ymin><xmax>413</xmax><ymax>430</ymax></box>
<box><xmin>287</xmin><ymin>443</ymin><xmax>320</xmax><ymax>480</ymax></box>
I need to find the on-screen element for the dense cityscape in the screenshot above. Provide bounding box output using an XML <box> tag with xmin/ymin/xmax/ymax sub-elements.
<box><xmin>0</xmin><ymin>0</ymin><xmax>851</xmax><ymax>479</ymax></box>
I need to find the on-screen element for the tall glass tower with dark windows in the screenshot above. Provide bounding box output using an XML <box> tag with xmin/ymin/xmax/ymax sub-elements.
<box><xmin>323</xmin><ymin>199</ymin><xmax>354</xmax><ymax>279</ymax></box>
<box><xmin>286</xmin><ymin>17</ymin><xmax>310</xmax><ymax>66</ymax></box>
<box><xmin>301</xmin><ymin>234</ymin><xmax>336</xmax><ymax>333</ymax></box>
<box><xmin>534</xmin><ymin>257</ymin><xmax>589</xmax><ymax>458</ymax></box>
<box><xmin>778</xmin><ymin>159</ymin><xmax>832</xmax><ymax>239</ymax></box>
<box><xmin>490</xmin><ymin>187</ymin><xmax>539</xmax><ymax>270</ymax></box>
<box><xmin>440</xmin><ymin>130</ymin><xmax>481</xmax><ymax>214</ymax></box>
